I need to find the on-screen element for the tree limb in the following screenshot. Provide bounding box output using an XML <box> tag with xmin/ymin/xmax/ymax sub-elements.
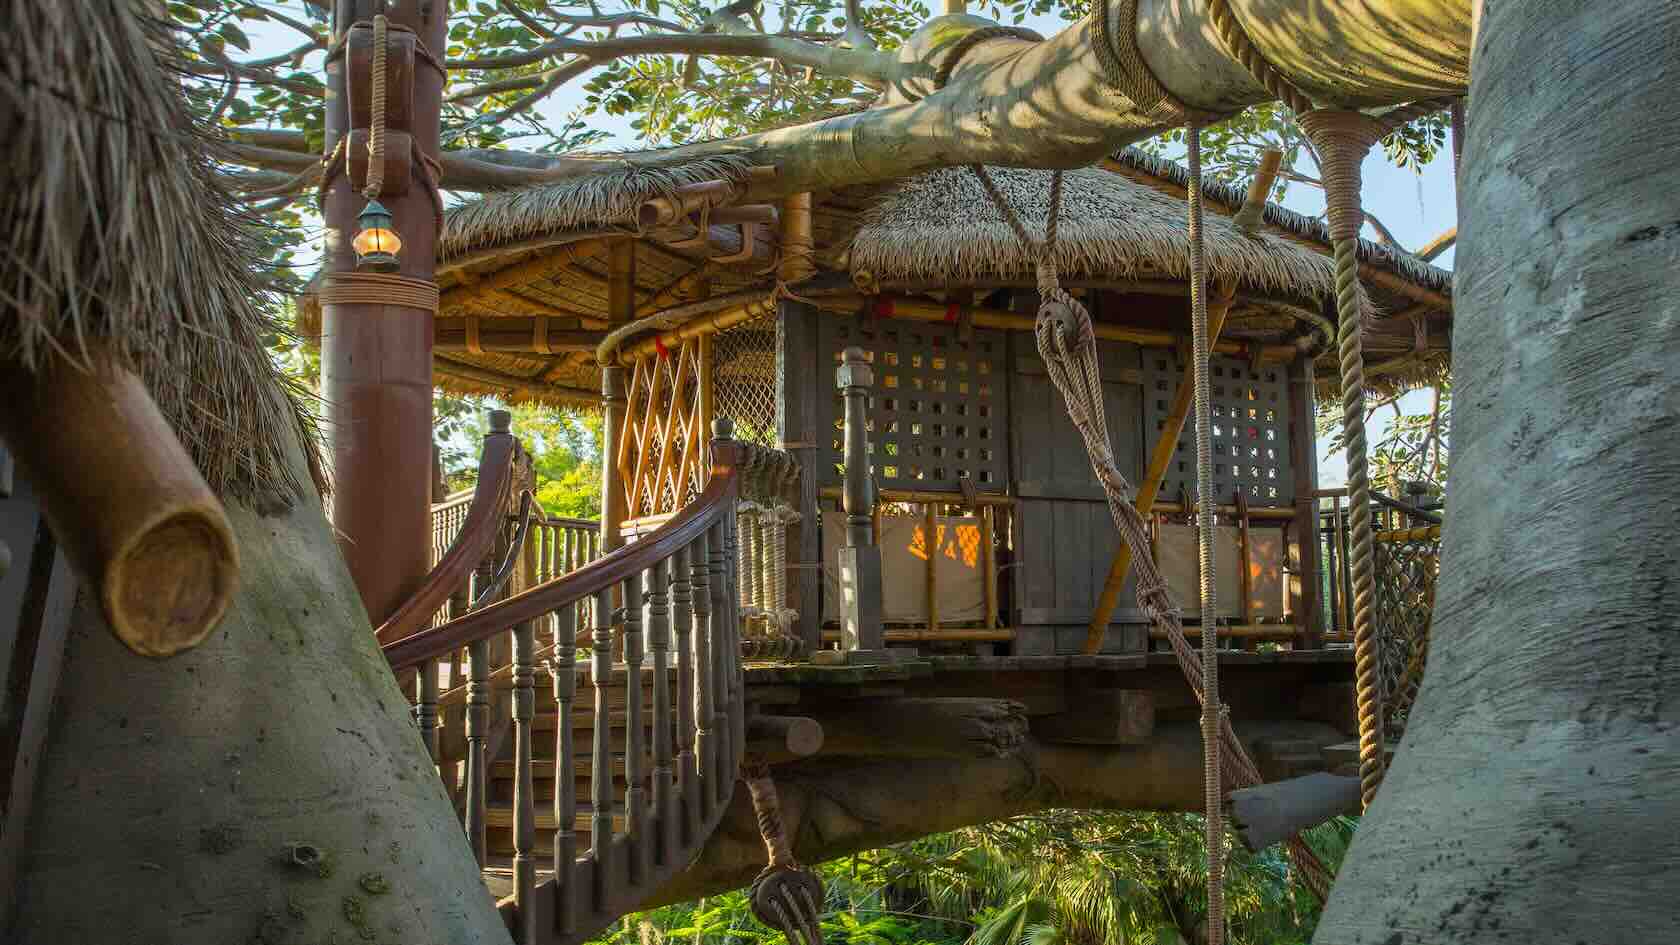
<box><xmin>445</xmin><ymin>30</ymin><xmax>909</xmax><ymax>86</ymax></box>
<box><xmin>1416</xmin><ymin>226</ymin><xmax>1456</xmax><ymax>261</ymax></box>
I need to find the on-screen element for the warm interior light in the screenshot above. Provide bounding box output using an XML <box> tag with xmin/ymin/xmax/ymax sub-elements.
<box><xmin>353</xmin><ymin>200</ymin><xmax>402</xmax><ymax>271</ymax></box>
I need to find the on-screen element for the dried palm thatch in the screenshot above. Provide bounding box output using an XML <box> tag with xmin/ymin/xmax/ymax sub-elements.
<box><xmin>438</xmin><ymin>155</ymin><xmax>759</xmax><ymax>262</ymax></box>
<box><xmin>0</xmin><ymin>4</ymin><xmax>322</xmax><ymax>506</ymax></box>
<box><xmin>1110</xmin><ymin>147</ymin><xmax>1453</xmax><ymax>295</ymax></box>
<box><xmin>848</xmin><ymin>165</ymin><xmax>1343</xmax><ymax>297</ymax></box>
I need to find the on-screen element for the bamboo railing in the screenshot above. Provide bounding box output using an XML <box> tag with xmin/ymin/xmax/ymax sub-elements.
<box><xmin>383</xmin><ymin>418</ymin><xmax>758</xmax><ymax>945</ymax></box>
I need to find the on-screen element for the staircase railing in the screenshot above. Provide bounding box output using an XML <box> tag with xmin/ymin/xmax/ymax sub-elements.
<box><xmin>383</xmin><ymin>418</ymin><xmax>756</xmax><ymax>945</ymax></box>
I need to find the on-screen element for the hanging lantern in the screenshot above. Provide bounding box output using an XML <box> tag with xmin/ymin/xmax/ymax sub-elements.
<box><xmin>352</xmin><ymin>200</ymin><xmax>401</xmax><ymax>272</ymax></box>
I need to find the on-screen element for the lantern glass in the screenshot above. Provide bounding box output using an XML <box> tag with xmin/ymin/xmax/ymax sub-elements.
<box><xmin>353</xmin><ymin>200</ymin><xmax>402</xmax><ymax>271</ymax></box>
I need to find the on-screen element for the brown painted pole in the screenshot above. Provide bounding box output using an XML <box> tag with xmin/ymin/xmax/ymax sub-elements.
<box><xmin>320</xmin><ymin>0</ymin><xmax>447</xmax><ymax>625</ymax></box>
<box><xmin>599</xmin><ymin>241</ymin><xmax>636</xmax><ymax>553</ymax></box>
<box><xmin>1083</xmin><ymin>287</ymin><xmax>1235</xmax><ymax>653</ymax></box>
<box><xmin>1288</xmin><ymin>354</ymin><xmax>1324</xmax><ymax>647</ymax></box>
<box><xmin>0</xmin><ymin>347</ymin><xmax>237</xmax><ymax>657</ymax></box>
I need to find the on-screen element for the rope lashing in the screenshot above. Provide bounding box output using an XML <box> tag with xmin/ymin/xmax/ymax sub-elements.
<box><xmin>315</xmin><ymin>271</ymin><xmax>440</xmax><ymax>312</ymax></box>
<box><xmin>1091</xmin><ymin>0</ymin><xmax>1225</xmax><ymax>125</ymax></box>
<box><xmin>965</xmin><ymin>158</ymin><xmax>1334</xmax><ymax>901</ymax></box>
<box><xmin>743</xmin><ymin>762</ymin><xmax>824</xmax><ymax>945</ymax></box>
<box><xmin>1186</xmin><ymin>123</ymin><xmax>1225</xmax><ymax>945</ymax></box>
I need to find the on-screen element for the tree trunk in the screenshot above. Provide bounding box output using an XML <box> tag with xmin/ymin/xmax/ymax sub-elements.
<box><xmin>8</xmin><ymin>437</ymin><xmax>509</xmax><ymax>945</ymax></box>
<box><xmin>645</xmin><ymin>720</ymin><xmax>1346</xmax><ymax>905</ymax></box>
<box><xmin>1313</xmin><ymin>3</ymin><xmax>1680</xmax><ymax>943</ymax></box>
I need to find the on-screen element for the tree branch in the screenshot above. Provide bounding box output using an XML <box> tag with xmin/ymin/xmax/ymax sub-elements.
<box><xmin>1416</xmin><ymin>226</ymin><xmax>1456</xmax><ymax>261</ymax></box>
<box><xmin>446</xmin><ymin>30</ymin><xmax>909</xmax><ymax>86</ymax></box>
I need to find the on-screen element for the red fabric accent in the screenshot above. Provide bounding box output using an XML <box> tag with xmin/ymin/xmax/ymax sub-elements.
<box><xmin>944</xmin><ymin>303</ymin><xmax>960</xmax><ymax>323</ymax></box>
<box><xmin>871</xmin><ymin>298</ymin><xmax>895</xmax><ymax>319</ymax></box>
<box><xmin>655</xmin><ymin>335</ymin><xmax>670</xmax><ymax>360</ymax></box>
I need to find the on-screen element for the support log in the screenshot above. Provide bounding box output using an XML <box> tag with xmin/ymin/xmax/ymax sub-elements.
<box><xmin>1226</xmin><ymin>772</ymin><xmax>1361</xmax><ymax>852</ymax></box>
<box><xmin>799</xmin><ymin>698</ymin><xmax>1028</xmax><ymax>759</ymax></box>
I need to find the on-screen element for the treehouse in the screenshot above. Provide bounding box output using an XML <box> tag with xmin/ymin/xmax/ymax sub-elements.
<box><xmin>302</xmin><ymin>147</ymin><xmax>1450</xmax><ymax>658</ymax></box>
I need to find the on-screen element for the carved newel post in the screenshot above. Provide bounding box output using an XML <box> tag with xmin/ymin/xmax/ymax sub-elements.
<box><xmin>824</xmin><ymin>346</ymin><xmax>891</xmax><ymax>663</ymax></box>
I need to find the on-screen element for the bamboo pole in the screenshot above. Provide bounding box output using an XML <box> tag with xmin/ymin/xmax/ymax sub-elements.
<box><xmin>819</xmin><ymin>485</ymin><xmax>1015</xmax><ymax>507</ymax></box>
<box><xmin>1149</xmin><ymin>625</ymin><xmax>1303</xmax><ymax>639</ymax></box>
<box><xmin>876</xmin><ymin>297</ymin><xmax>1298</xmax><ymax>363</ymax></box>
<box><xmin>1236</xmin><ymin>491</ymin><xmax>1255</xmax><ymax>629</ymax></box>
<box><xmin>0</xmin><ymin>346</ymin><xmax>237</xmax><ymax>657</ymax></box>
<box><xmin>924</xmin><ymin>502</ymin><xmax>939</xmax><ymax>636</ymax></box>
<box><xmin>1084</xmin><ymin>288</ymin><xmax>1236</xmax><ymax>653</ymax></box>
<box><xmin>438</xmin><ymin>238</ymin><xmax>608</xmax><ymax>314</ymax></box>
<box><xmin>821</xmin><ymin>628</ymin><xmax>1017</xmax><ymax>643</ymax></box>
<box><xmin>981</xmin><ymin>505</ymin><xmax>998</xmax><ymax>631</ymax></box>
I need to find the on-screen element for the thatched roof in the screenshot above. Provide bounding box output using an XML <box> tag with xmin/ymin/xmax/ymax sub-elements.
<box><xmin>1108</xmin><ymin>147</ymin><xmax>1452</xmax><ymax>295</ymax></box>
<box><xmin>438</xmin><ymin>155</ymin><xmax>758</xmax><ymax>263</ymax></box>
<box><xmin>1</xmin><ymin>5</ymin><xmax>322</xmax><ymax>506</ymax></box>
<box><xmin>847</xmin><ymin>165</ymin><xmax>1342</xmax><ymax>299</ymax></box>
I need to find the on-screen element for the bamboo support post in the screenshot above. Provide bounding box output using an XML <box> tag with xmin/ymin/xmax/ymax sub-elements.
<box><xmin>981</xmin><ymin>505</ymin><xmax>998</xmax><ymax>630</ymax></box>
<box><xmin>1236</xmin><ymin>491</ymin><xmax>1255</xmax><ymax>629</ymax></box>
<box><xmin>924</xmin><ymin>502</ymin><xmax>939</xmax><ymax>636</ymax></box>
<box><xmin>1084</xmin><ymin>287</ymin><xmax>1235</xmax><ymax>653</ymax></box>
<box><xmin>0</xmin><ymin>346</ymin><xmax>237</xmax><ymax>658</ymax></box>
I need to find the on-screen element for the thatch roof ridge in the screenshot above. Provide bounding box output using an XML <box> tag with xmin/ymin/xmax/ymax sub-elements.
<box><xmin>1109</xmin><ymin>146</ymin><xmax>1453</xmax><ymax>294</ymax></box>
<box><xmin>846</xmin><ymin>165</ymin><xmax>1342</xmax><ymax>297</ymax></box>
<box><xmin>439</xmin><ymin>155</ymin><xmax>758</xmax><ymax>262</ymax></box>
<box><xmin>1</xmin><ymin>5</ymin><xmax>323</xmax><ymax>506</ymax></box>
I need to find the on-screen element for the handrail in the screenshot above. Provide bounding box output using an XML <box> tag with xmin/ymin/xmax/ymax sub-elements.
<box><xmin>378</xmin><ymin>420</ymin><xmax>519</xmax><ymax>645</ymax></box>
<box><xmin>467</xmin><ymin>490</ymin><xmax>542</xmax><ymax>610</ymax></box>
<box><xmin>384</xmin><ymin>441</ymin><xmax>744</xmax><ymax>672</ymax></box>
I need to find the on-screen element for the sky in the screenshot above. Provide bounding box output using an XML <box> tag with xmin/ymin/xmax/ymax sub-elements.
<box><xmin>246</xmin><ymin>3</ymin><xmax>1456</xmax><ymax>484</ymax></box>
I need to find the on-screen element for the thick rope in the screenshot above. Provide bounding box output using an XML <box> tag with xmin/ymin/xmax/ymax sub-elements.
<box><xmin>1093</xmin><ymin>0</ymin><xmax>1224</xmax><ymax>125</ymax></box>
<box><xmin>967</xmin><ymin>162</ymin><xmax>1334</xmax><ymax>902</ymax></box>
<box><xmin>1187</xmin><ymin>125</ymin><xmax>1225</xmax><ymax>945</ymax></box>
<box><xmin>1204</xmin><ymin>0</ymin><xmax>1313</xmax><ymax>115</ymax></box>
<box><xmin>932</xmin><ymin>25</ymin><xmax>1043</xmax><ymax>90</ymax></box>
<box><xmin>315</xmin><ymin>271</ymin><xmax>440</xmax><ymax>311</ymax></box>
<box><xmin>1295</xmin><ymin>109</ymin><xmax>1388</xmax><ymax>811</ymax></box>
<box><xmin>363</xmin><ymin>15</ymin><xmax>388</xmax><ymax>200</ymax></box>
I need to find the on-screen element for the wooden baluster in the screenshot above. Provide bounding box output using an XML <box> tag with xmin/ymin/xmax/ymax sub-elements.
<box><xmin>729</xmin><ymin>508</ymin><xmax>746</xmax><ymax>768</ymax></box>
<box><xmin>511</xmin><ymin>615</ymin><xmax>537</xmax><ymax>944</ymax></box>
<box><xmin>690</xmin><ymin>528</ymin><xmax>714</xmax><ymax>820</ymax></box>
<box><xmin>589</xmin><ymin>586</ymin><xmax>614</xmax><ymax>909</ymax></box>
<box><xmin>646</xmin><ymin>557</ymin><xmax>674</xmax><ymax>866</ymax></box>
<box><xmin>465</xmin><ymin>636</ymin><xmax>489</xmax><ymax>865</ymax></box>
<box><xmin>671</xmin><ymin>544</ymin><xmax>695</xmax><ymax>847</ymax></box>
<box><xmin>622</xmin><ymin>567</ymin><xmax>646</xmax><ymax>885</ymax></box>
<box><xmin>417</xmin><ymin>657</ymin><xmax>439</xmax><ymax>762</ymax></box>
<box><xmin>550</xmin><ymin>604</ymin><xmax>577</xmax><ymax>936</ymax></box>
<box><xmin>706</xmin><ymin>518</ymin><xmax>730</xmax><ymax>806</ymax></box>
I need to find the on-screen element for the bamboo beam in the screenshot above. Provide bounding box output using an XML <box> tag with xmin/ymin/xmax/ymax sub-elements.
<box><xmin>1148</xmin><ymin>625</ymin><xmax>1302</xmax><ymax>639</ymax></box>
<box><xmin>433</xmin><ymin>318</ymin><xmax>603</xmax><ymax>353</ymax></box>
<box><xmin>438</xmin><ymin>238</ymin><xmax>609</xmax><ymax>314</ymax></box>
<box><xmin>821</xmin><ymin>628</ymin><xmax>1018</xmax><ymax>643</ymax></box>
<box><xmin>780</xmin><ymin>193</ymin><xmax>815</xmax><ymax>284</ymax></box>
<box><xmin>432</xmin><ymin>357</ymin><xmax>598</xmax><ymax>402</ymax></box>
<box><xmin>1084</xmin><ymin>288</ymin><xmax>1235</xmax><ymax>653</ymax></box>
<box><xmin>1153</xmin><ymin>501</ymin><xmax>1297</xmax><ymax>521</ymax></box>
<box><xmin>0</xmin><ymin>347</ymin><xmax>237</xmax><ymax>658</ymax></box>
<box><xmin>876</xmin><ymin>297</ymin><xmax>1298</xmax><ymax>362</ymax></box>
<box><xmin>621</xmin><ymin>296</ymin><xmax>780</xmax><ymax>362</ymax></box>
<box><xmin>819</xmin><ymin>486</ymin><xmax>1016</xmax><ymax>506</ymax></box>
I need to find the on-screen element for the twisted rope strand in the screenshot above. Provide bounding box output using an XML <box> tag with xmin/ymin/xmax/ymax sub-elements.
<box><xmin>1188</xmin><ymin>125</ymin><xmax>1226</xmax><ymax>945</ymax></box>
<box><xmin>363</xmin><ymin>14</ymin><xmax>388</xmax><ymax>200</ymax></box>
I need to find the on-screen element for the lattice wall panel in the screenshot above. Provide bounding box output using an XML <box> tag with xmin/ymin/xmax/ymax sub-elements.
<box><xmin>1140</xmin><ymin>353</ymin><xmax>1294</xmax><ymax>507</ymax></box>
<box><xmin>816</xmin><ymin>317</ymin><xmax>1010</xmax><ymax>492</ymax></box>
<box><xmin>714</xmin><ymin>312</ymin><xmax>780</xmax><ymax>447</ymax></box>
<box><xmin>618</xmin><ymin>339</ymin><xmax>706</xmax><ymax>518</ymax></box>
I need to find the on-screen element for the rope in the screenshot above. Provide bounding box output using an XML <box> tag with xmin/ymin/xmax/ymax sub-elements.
<box><xmin>316</xmin><ymin>271</ymin><xmax>440</xmax><ymax>311</ymax></box>
<box><xmin>1188</xmin><ymin>124</ymin><xmax>1226</xmax><ymax>945</ymax></box>
<box><xmin>1204</xmin><ymin>0</ymin><xmax>1314</xmax><ymax>115</ymax></box>
<box><xmin>932</xmin><ymin>26</ymin><xmax>1043</xmax><ymax>90</ymax></box>
<box><xmin>965</xmin><ymin>159</ymin><xmax>1336</xmax><ymax>900</ymax></box>
<box><xmin>1295</xmin><ymin>109</ymin><xmax>1387</xmax><ymax>812</ymax></box>
<box><xmin>1092</xmin><ymin>0</ymin><xmax>1224</xmax><ymax>125</ymax></box>
<box><xmin>364</xmin><ymin>15</ymin><xmax>388</xmax><ymax>200</ymax></box>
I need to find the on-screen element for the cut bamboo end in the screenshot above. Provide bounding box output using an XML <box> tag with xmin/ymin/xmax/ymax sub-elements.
<box><xmin>104</xmin><ymin>503</ymin><xmax>238</xmax><ymax>658</ymax></box>
<box><xmin>0</xmin><ymin>345</ymin><xmax>240</xmax><ymax>658</ymax></box>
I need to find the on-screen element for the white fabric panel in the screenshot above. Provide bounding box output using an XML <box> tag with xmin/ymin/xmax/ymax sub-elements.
<box><xmin>822</xmin><ymin>505</ymin><xmax>987</xmax><ymax>623</ymax></box>
<box><xmin>1154</xmin><ymin>523</ymin><xmax>1286</xmax><ymax>619</ymax></box>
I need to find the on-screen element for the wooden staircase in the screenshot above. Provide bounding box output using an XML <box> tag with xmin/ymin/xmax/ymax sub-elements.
<box><xmin>377</xmin><ymin>417</ymin><xmax>784</xmax><ymax>944</ymax></box>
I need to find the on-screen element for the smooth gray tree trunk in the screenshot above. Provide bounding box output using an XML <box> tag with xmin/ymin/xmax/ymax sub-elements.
<box><xmin>9</xmin><ymin>433</ymin><xmax>510</xmax><ymax>944</ymax></box>
<box><xmin>1314</xmin><ymin>2</ymin><xmax>1680</xmax><ymax>942</ymax></box>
